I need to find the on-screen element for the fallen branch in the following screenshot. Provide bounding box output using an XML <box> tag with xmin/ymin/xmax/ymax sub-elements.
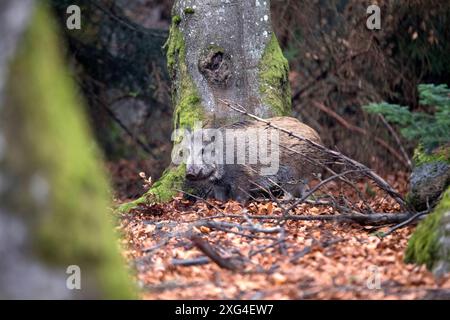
<box><xmin>202</xmin><ymin>220</ymin><xmax>281</xmax><ymax>234</ymax></box>
<box><xmin>171</xmin><ymin>257</ymin><xmax>210</xmax><ymax>267</ymax></box>
<box><xmin>144</xmin><ymin>281</ymin><xmax>204</xmax><ymax>293</ymax></box>
<box><xmin>381</xmin><ymin>210</ymin><xmax>430</xmax><ymax>236</ymax></box>
<box><xmin>201</xmin><ymin>211</ymin><xmax>411</xmax><ymax>225</ymax></box>
<box><xmin>199</xmin><ymin>220</ymin><xmax>278</xmax><ymax>240</ymax></box>
<box><xmin>219</xmin><ymin>98</ymin><xmax>410</xmax><ymax>212</ymax></box>
<box><xmin>283</xmin><ymin>212</ymin><xmax>411</xmax><ymax>225</ymax></box>
<box><xmin>190</xmin><ymin>235</ymin><xmax>239</xmax><ymax>271</ymax></box>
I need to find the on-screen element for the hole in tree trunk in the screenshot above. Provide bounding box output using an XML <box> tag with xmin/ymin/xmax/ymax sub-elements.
<box><xmin>198</xmin><ymin>47</ymin><xmax>232</xmax><ymax>88</ymax></box>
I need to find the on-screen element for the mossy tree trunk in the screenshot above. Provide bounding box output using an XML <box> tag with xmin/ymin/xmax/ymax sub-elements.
<box><xmin>0</xmin><ymin>1</ymin><xmax>135</xmax><ymax>298</ymax></box>
<box><xmin>407</xmin><ymin>145</ymin><xmax>450</xmax><ymax>210</ymax></box>
<box><xmin>406</xmin><ymin>186</ymin><xmax>450</xmax><ymax>276</ymax></box>
<box><xmin>120</xmin><ymin>0</ymin><xmax>292</xmax><ymax>211</ymax></box>
<box><xmin>405</xmin><ymin>145</ymin><xmax>450</xmax><ymax>276</ymax></box>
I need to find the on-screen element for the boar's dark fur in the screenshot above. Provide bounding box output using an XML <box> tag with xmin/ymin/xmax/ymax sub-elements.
<box><xmin>185</xmin><ymin>116</ymin><xmax>324</xmax><ymax>203</ymax></box>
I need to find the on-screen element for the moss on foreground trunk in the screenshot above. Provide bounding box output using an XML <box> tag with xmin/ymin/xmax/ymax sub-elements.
<box><xmin>0</xmin><ymin>2</ymin><xmax>135</xmax><ymax>298</ymax></box>
<box><xmin>405</xmin><ymin>186</ymin><xmax>450</xmax><ymax>275</ymax></box>
<box><xmin>405</xmin><ymin>144</ymin><xmax>450</xmax><ymax>275</ymax></box>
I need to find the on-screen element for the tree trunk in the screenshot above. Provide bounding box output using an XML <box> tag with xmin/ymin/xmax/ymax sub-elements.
<box><xmin>405</xmin><ymin>145</ymin><xmax>450</xmax><ymax>276</ymax></box>
<box><xmin>406</xmin><ymin>186</ymin><xmax>450</xmax><ymax>276</ymax></box>
<box><xmin>0</xmin><ymin>2</ymin><xmax>134</xmax><ymax>298</ymax></box>
<box><xmin>120</xmin><ymin>0</ymin><xmax>292</xmax><ymax>211</ymax></box>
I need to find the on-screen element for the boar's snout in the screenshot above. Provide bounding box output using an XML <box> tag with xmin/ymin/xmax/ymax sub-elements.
<box><xmin>186</xmin><ymin>164</ymin><xmax>214</xmax><ymax>181</ymax></box>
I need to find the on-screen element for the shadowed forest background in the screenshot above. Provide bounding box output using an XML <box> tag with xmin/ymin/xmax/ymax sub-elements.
<box><xmin>52</xmin><ymin>0</ymin><xmax>449</xmax><ymax>200</ymax></box>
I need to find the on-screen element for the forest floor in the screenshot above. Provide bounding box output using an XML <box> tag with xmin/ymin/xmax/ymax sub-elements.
<box><xmin>112</xmin><ymin>166</ymin><xmax>450</xmax><ymax>300</ymax></box>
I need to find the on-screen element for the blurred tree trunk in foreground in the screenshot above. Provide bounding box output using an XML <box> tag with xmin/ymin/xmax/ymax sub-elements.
<box><xmin>406</xmin><ymin>186</ymin><xmax>450</xmax><ymax>276</ymax></box>
<box><xmin>406</xmin><ymin>145</ymin><xmax>450</xmax><ymax>276</ymax></box>
<box><xmin>120</xmin><ymin>0</ymin><xmax>292</xmax><ymax>211</ymax></box>
<box><xmin>0</xmin><ymin>1</ymin><xmax>134</xmax><ymax>298</ymax></box>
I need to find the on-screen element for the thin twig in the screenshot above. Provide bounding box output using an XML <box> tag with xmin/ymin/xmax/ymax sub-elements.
<box><xmin>283</xmin><ymin>169</ymin><xmax>361</xmax><ymax>215</ymax></box>
<box><xmin>378</xmin><ymin>114</ymin><xmax>412</xmax><ymax>169</ymax></box>
<box><xmin>219</xmin><ymin>98</ymin><xmax>410</xmax><ymax>212</ymax></box>
<box><xmin>382</xmin><ymin>210</ymin><xmax>430</xmax><ymax>236</ymax></box>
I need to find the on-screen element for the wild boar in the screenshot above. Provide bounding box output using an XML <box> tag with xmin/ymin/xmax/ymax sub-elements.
<box><xmin>184</xmin><ymin>116</ymin><xmax>323</xmax><ymax>203</ymax></box>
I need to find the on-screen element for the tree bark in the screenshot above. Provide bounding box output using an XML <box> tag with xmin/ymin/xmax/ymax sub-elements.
<box><xmin>405</xmin><ymin>145</ymin><xmax>450</xmax><ymax>276</ymax></box>
<box><xmin>406</xmin><ymin>186</ymin><xmax>450</xmax><ymax>276</ymax></box>
<box><xmin>120</xmin><ymin>0</ymin><xmax>292</xmax><ymax>210</ymax></box>
<box><xmin>168</xmin><ymin>0</ymin><xmax>291</xmax><ymax>124</ymax></box>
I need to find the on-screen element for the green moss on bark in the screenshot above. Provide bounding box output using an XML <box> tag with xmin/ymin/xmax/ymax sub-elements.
<box><xmin>155</xmin><ymin>14</ymin><xmax>204</xmax><ymax>199</ymax></box>
<box><xmin>166</xmin><ymin>14</ymin><xmax>204</xmax><ymax>129</ymax></box>
<box><xmin>6</xmin><ymin>3</ymin><xmax>135</xmax><ymax>299</ymax></box>
<box><xmin>120</xmin><ymin>13</ymin><xmax>205</xmax><ymax>212</ymax></box>
<box><xmin>413</xmin><ymin>144</ymin><xmax>450</xmax><ymax>167</ymax></box>
<box><xmin>405</xmin><ymin>187</ymin><xmax>450</xmax><ymax>269</ymax></box>
<box><xmin>406</xmin><ymin>144</ymin><xmax>450</xmax><ymax>209</ymax></box>
<box><xmin>117</xmin><ymin>164</ymin><xmax>187</xmax><ymax>210</ymax></box>
<box><xmin>149</xmin><ymin>164</ymin><xmax>187</xmax><ymax>201</ymax></box>
<box><xmin>172</xmin><ymin>15</ymin><xmax>182</xmax><ymax>25</ymax></box>
<box><xmin>259</xmin><ymin>33</ymin><xmax>292</xmax><ymax>116</ymax></box>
